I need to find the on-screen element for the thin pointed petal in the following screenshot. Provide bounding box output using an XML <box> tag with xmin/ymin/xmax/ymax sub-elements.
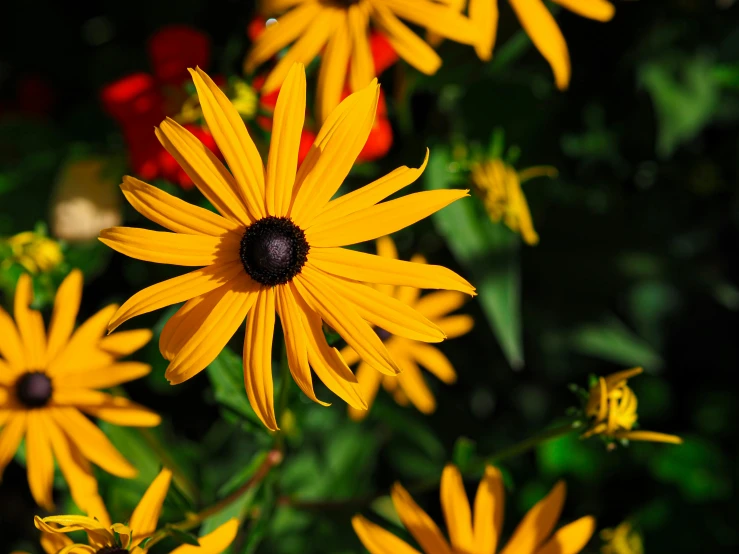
<box><xmin>243</xmin><ymin>288</ymin><xmax>278</xmax><ymax>430</ymax></box>
<box><xmin>500</xmin><ymin>481</ymin><xmax>567</xmax><ymax>554</ymax></box>
<box><xmin>473</xmin><ymin>465</ymin><xmax>505</xmax><ymax>554</ymax></box>
<box><xmin>46</xmin><ymin>270</ymin><xmax>83</xmax><ymax>365</ymax></box>
<box><xmin>129</xmin><ymin>468</ymin><xmax>172</xmax><ymax>544</ymax></box>
<box><xmin>391</xmin><ymin>482</ymin><xmax>455</xmax><ymax>554</ymax></box>
<box><xmin>352</xmin><ymin>515</ymin><xmax>423</xmax><ymax>554</ymax></box>
<box><xmin>441</xmin><ymin>464</ymin><xmax>474</xmax><ymax>553</ymax></box>
<box><xmin>536</xmin><ymin>516</ymin><xmax>596</xmax><ymax>554</ymax></box>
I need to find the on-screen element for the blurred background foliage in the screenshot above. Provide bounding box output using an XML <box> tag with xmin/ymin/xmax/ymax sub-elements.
<box><xmin>1</xmin><ymin>0</ymin><xmax>738</xmax><ymax>552</ymax></box>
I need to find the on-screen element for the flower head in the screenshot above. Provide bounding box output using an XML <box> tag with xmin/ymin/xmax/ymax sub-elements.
<box><xmin>34</xmin><ymin>468</ymin><xmax>238</xmax><ymax>554</ymax></box>
<box><xmin>581</xmin><ymin>367</ymin><xmax>682</xmax><ymax>444</ymax></box>
<box><xmin>2</xmin><ymin>231</ymin><xmax>63</xmax><ymax>274</ymax></box>
<box><xmin>246</xmin><ymin>0</ymin><xmax>479</xmax><ymax>123</ymax></box>
<box><xmin>468</xmin><ymin>0</ymin><xmax>616</xmax><ymax>89</ymax></box>
<box><xmin>99</xmin><ymin>63</ymin><xmax>473</xmax><ymax>431</ymax></box>
<box><xmin>470</xmin><ymin>159</ymin><xmax>556</xmax><ymax>245</ymax></box>
<box><xmin>341</xmin><ymin>236</ymin><xmax>473</xmax><ymax>419</ymax></box>
<box><xmin>0</xmin><ymin>271</ymin><xmax>159</xmax><ymax>511</ymax></box>
<box><xmin>600</xmin><ymin>521</ymin><xmax>644</xmax><ymax>554</ymax></box>
<box><xmin>353</xmin><ymin>464</ymin><xmax>596</xmax><ymax>554</ymax></box>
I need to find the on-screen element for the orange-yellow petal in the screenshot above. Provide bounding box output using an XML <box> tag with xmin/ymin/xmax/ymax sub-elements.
<box><xmin>130</xmin><ymin>467</ymin><xmax>172</xmax><ymax>544</ymax></box>
<box><xmin>243</xmin><ymin>287</ymin><xmax>278</xmax><ymax>430</ymax></box>
<box><xmin>46</xmin><ymin>270</ymin><xmax>83</xmax><ymax>365</ymax></box>
<box><xmin>500</xmin><ymin>481</ymin><xmax>566</xmax><ymax>554</ymax></box>
<box><xmin>391</xmin><ymin>482</ymin><xmax>454</xmax><ymax>554</ymax></box>
<box><xmin>352</xmin><ymin>514</ymin><xmax>424</xmax><ymax>554</ymax></box>
<box><xmin>440</xmin><ymin>464</ymin><xmax>474</xmax><ymax>553</ymax></box>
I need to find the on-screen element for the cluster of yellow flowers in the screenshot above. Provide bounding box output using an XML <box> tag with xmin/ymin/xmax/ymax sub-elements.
<box><xmin>1</xmin><ymin>2</ymin><xmax>681</xmax><ymax>553</ymax></box>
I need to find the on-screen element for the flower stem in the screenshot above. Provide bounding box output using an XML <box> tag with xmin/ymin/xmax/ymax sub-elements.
<box><xmin>485</xmin><ymin>419</ymin><xmax>583</xmax><ymax>464</ymax></box>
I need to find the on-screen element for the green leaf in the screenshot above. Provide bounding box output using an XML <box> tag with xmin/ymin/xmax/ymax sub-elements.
<box><xmin>425</xmin><ymin>147</ymin><xmax>523</xmax><ymax>368</ymax></box>
<box><xmin>206</xmin><ymin>346</ymin><xmax>265</xmax><ymax>429</ymax></box>
<box><xmin>167</xmin><ymin>527</ymin><xmax>201</xmax><ymax>547</ymax></box>
<box><xmin>218</xmin><ymin>451</ymin><xmax>269</xmax><ymax>497</ymax></box>
<box><xmin>452</xmin><ymin>437</ymin><xmax>476</xmax><ymax>472</ymax></box>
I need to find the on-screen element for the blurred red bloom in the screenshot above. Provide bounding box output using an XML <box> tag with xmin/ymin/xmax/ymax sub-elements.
<box><xmin>0</xmin><ymin>74</ymin><xmax>55</xmax><ymax>117</ymax></box>
<box><xmin>100</xmin><ymin>25</ymin><xmax>217</xmax><ymax>189</ymax></box>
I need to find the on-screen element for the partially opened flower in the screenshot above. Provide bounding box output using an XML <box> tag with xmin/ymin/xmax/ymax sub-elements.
<box><xmin>600</xmin><ymin>521</ymin><xmax>644</xmax><ymax>554</ymax></box>
<box><xmin>0</xmin><ymin>271</ymin><xmax>159</xmax><ymax>512</ymax></box>
<box><xmin>353</xmin><ymin>464</ymin><xmax>596</xmax><ymax>554</ymax></box>
<box><xmin>581</xmin><ymin>367</ymin><xmax>683</xmax><ymax>445</ymax></box>
<box><xmin>342</xmin><ymin>236</ymin><xmax>473</xmax><ymax>419</ymax></box>
<box><xmin>246</xmin><ymin>0</ymin><xmax>480</xmax><ymax>123</ymax></box>
<box><xmin>469</xmin><ymin>0</ymin><xmax>615</xmax><ymax>89</ymax></box>
<box><xmin>100</xmin><ymin>63</ymin><xmax>474</xmax><ymax>431</ymax></box>
<box><xmin>470</xmin><ymin>159</ymin><xmax>556</xmax><ymax>246</ymax></box>
<box><xmin>2</xmin><ymin>231</ymin><xmax>63</xmax><ymax>274</ymax></box>
<box><xmin>35</xmin><ymin>468</ymin><xmax>239</xmax><ymax>554</ymax></box>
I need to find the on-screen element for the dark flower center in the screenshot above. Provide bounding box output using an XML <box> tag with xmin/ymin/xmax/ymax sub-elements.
<box><xmin>96</xmin><ymin>547</ymin><xmax>127</xmax><ymax>554</ymax></box>
<box><xmin>240</xmin><ymin>216</ymin><xmax>309</xmax><ymax>287</ymax></box>
<box><xmin>375</xmin><ymin>327</ymin><xmax>392</xmax><ymax>342</ymax></box>
<box><xmin>326</xmin><ymin>0</ymin><xmax>361</xmax><ymax>6</ymax></box>
<box><xmin>15</xmin><ymin>372</ymin><xmax>52</xmax><ymax>408</ymax></box>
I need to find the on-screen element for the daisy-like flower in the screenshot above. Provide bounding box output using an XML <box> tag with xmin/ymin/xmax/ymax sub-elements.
<box><xmin>581</xmin><ymin>367</ymin><xmax>682</xmax><ymax>445</ymax></box>
<box><xmin>470</xmin><ymin>159</ymin><xmax>556</xmax><ymax>246</ymax></box>
<box><xmin>246</xmin><ymin>0</ymin><xmax>480</xmax><ymax>123</ymax></box>
<box><xmin>341</xmin><ymin>236</ymin><xmax>473</xmax><ymax>419</ymax></box>
<box><xmin>353</xmin><ymin>463</ymin><xmax>596</xmax><ymax>554</ymax></box>
<box><xmin>35</xmin><ymin>468</ymin><xmax>239</xmax><ymax>554</ymax></box>
<box><xmin>99</xmin><ymin>63</ymin><xmax>474</xmax><ymax>431</ymax></box>
<box><xmin>0</xmin><ymin>271</ymin><xmax>159</xmax><ymax>512</ymax></box>
<box><xmin>600</xmin><ymin>521</ymin><xmax>643</xmax><ymax>554</ymax></box>
<box><xmin>469</xmin><ymin>0</ymin><xmax>615</xmax><ymax>89</ymax></box>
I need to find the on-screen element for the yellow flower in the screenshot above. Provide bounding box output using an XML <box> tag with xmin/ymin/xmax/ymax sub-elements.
<box><xmin>50</xmin><ymin>159</ymin><xmax>123</xmax><ymax>243</ymax></box>
<box><xmin>353</xmin><ymin>464</ymin><xmax>596</xmax><ymax>554</ymax></box>
<box><xmin>581</xmin><ymin>367</ymin><xmax>682</xmax><ymax>444</ymax></box>
<box><xmin>470</xmin><ymin>159</ymin><xmax>556</xmax><ymax>246</ymax></box>
<box><xmin>600</xmin><ymin>521</ymin><xmax>644</xmax><ymax>554</ymax></box>
<box><xmin>0</xmin><ymin>271</ymin><xmax>159</xmax><ymax>512</ymax></box>
<box><xmin>246</xmin><ymin>0</ymin><xmax>480</xmax><ymax>123</ymax></box>
<box><xmin>341</xmin><ymin>236</ymin><xmax>473</xmax><ymax>419</ymax></box>
<box><xmin>468</xmin><ymin>0</ymin><xmax>615</xmax><ymax>89</ymax></box>
<box><xmin>34</xmin><ymin>468</ymin><xmax>239</xmax><ymax>554</ymax></box>
<box><xmin>99</xmin><ymin>63</ymin><xmax>474</xmax><ymax>431</ymax></box>
<box><xmin>3</xmin><ymin>231</ymin><xmax>63</xmax><ymax>274</ymax></box>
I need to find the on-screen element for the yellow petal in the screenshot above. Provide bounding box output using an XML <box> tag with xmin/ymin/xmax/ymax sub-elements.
<box><xmin>552</xmin><ymin>0</ymin><xmax>614</xmax><ymax>21</ymax></box>
<box><xmin>395</xmin><ymin>355</ymin><xmax>436</xmax><ymax>414</ymax></box>
<box><xmin>266</xmin><ymin>63</ymin><xmax>306</xmax><ymax>216</ymax></box>
<box><xmin>108</xmin><ymin>261</ymin><xmax>245</xmax><ymax>332</ymax></box>
<box><xmin>74</xmin><ymin>393</ymin><xmax>161</xmax><ymax>427</ymax></box>
<box><xmin>290</xmin><ymin>81</ymin><xmax>380</xmax><ymax>226</ymax></box>
<box><xmin>473</xmin><ymin>465</ymin><xmax>505</xmax><ymax>554</ymax></box>
<box><xmin>348</xmin><ymin>4</ymin><xmax>375</xmax><ymax>92</ymax></box>
<box><xmin>26</xmin><ymin>410</ymin><xmax>56</xmax><ymax>510</ymax></box>
<box><xmin>130</xmin><ymin>468</ymin><xmax>172</xmax><ymax>544</ymax></box>
<box><xmin>614</xmin><ymin>430</ymin><xmax>683</xmax><ymax>444</ymax></box>
<box><xmin>435</xmin><ymin>314</ymin><xmax>474</xmax><ymax>339</ymax></box>
<box><xmin>35</xmin><ymin>515</ymin><xmax>113</xmax><ymax>546</ymax></box>
<box><xmin>14</xmin><ymin>274</ymin><xmax>47</xmax><ymax>370</ymax></box>
<box><xmin>243</xmin><ymin>287</ymin><xmax>278</xmax><ymax>430</ymax></box>
<box><xmin>40</xmin><ymin>530</ymin><xmax>74</xmax><ymax>554</ymax></box>
<box><xmin>99</xmin><ymin>227</ymin><xmax>240</xmax><ymax>267</ymax></box>
<box><xmin>441</xmin><ymin>465</ymin><xmax>474</xmax><ymax>552</ymax></box>
<box><xmin>352</xmin><ymin>514</ymin><xmax>424</xmax><ymax>554</ymax></box>
<box><xmin>98</xmin><ymin>330</ymin><xmax>152</xmax><ymax>357</ymax></box>
<box><xmin>391</xmin><ymin>482</ymin><xmax>454</xmax><ymax>554</ymax></box>
<box><xmin>262</xmin><ymin>0</ymin><xmax>307</xmax><ymax>12</ymax></box>
<box><xmin>307</xmin><ymin>189</ymin><xmax>469</xmax><ymax>248</ymax></box>
<box><xmin>372</xmin><ymin>4</ymin><xmax>441</xmax><ymax>75</ymax></box>
<box><xmin>277</xmin><ymin>285</ymin><xmax>328</xmax><ymax>406</ymax></box>
<box><xmin>165</xmin><ymin>274</ymin><xmax>259</xmax><ymax>385</ymax></box>
<box><xmin>604</xmin><ymin>367</ymin><xmax>643</xmax><ymax>389</ymax></box>
<box><xmin>121</xmin><ymin>176</ymin><xmax>242</xmax><ymax>236</ymax></box>
<box><xmin>169</xmin><ymin>518</ymin><xmax>239</xmax><ymax>554</ymax></box>
<box><xmin>415</xmin><ymin>290</ymin><xmax>467</xmax><ymax>319</ymax></box>
<box><xmin>0</xmin><ymin>411</ymin><xmax>27</xmax><ymax>476</ymax></box>
<box><xmin>159</xmin><ymin>295</ymin><xmax>208</xmax><ymax>362</ymax></box>
<box><xmin>189</xmin><ymin>68</ymin><xmax>266</xmax><ymax>220</ymax></box>
<box><xmin>508</xmin><ymin>0</ymin><xmax>570</xmax><ymax>90</ymax></box>
<box><xmin>245</xmin><ymin>1</ymin><xmax>323</xmax><ymax>73</ymax></box>
<box><xmin>469</xmin><ymin>0</ymin><xmax>498</xmax><ymax>61</ymax></box>
<box><xmin>156</xmin><ymin>119</ymin><xmax>253</xmax><ymax>226</ymax></box>
<box><xmin>57</xmin><ymin>362</ymin><xmax>151</xmax><ymax>390</ymax></box>
<box><xmin>500</xmin><ymin>481</ymin><xmax>566</xmax><ymax>554</ymax></box>
<box><xmin>46</xmin><ymin>269</ymin><xmax>83</xmax><ymax>365</ymax></box>
<box><xmin>294</xmin><ymin>272</ymin><xmax>400</xmax><ymax>376</ymax></box>
<box><xmin>382</xmin><ymin>0</ymin><xmax>480</xmax><ymax>45</ymax></box>
<box><xmin>405</xmin><ymin>342</ymin><xmax>457</xmax><ymax>384</ymax></box>
<box><xmin>316</xmin><ymin>13</ymin><xmax>352</xmax><ymax>125</ymax></box>
<box><xmin>348</xmin><ymin>362</ymin><xmax>381</xmax><ymax>420</ymax></box>
<box><xmin>310</xmin><ymin>246</ymin><xmax>474</xmax><ymax>294</ymax></box>
<box><xmin>51</xmin><ymin>407</ymin><xmax>137</xmax><ymax>478</ymax></box>
<box><xmin>0</xmin><ymin>305</ymin><xmax>24</xmax><ymax>370</ymax></box>
<box><xmin>536</xmin><ymin>515</ymin><xmax>596</xmax><ymax>554</ymax></box>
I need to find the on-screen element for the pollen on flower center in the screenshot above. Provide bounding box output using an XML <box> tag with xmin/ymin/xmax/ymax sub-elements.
<box><xmin>15</xmin><ymin>372</ymin><xmax>53</xmax><ymax>408</ymax></box>
<box><xmin>96</xmin><ymin>547</ymin><xmax>128</xmax><ymax>554</ymax></box>
<box><xmin>240</xmin><ymin>216</ymin><xmax>309</xmax><ymax>287</ymax></box>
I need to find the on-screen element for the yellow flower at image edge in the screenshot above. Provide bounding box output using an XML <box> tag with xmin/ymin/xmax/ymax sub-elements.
<box><xmin>600</xmin><ymin>521</ymin><xmax>644</xmax><ymax>554</ymax></box>
<box><xmin>3</xmin><ymin>231</ymin><xmax>63</xmax><ymax>274</ymax></box>
<box><xmin>471</xmin><ymin>159</ymin><xmax>556</xmax><ymax>246</ymax></box>
<box><xmin>248</xmin><ymin>0</ymin><xmax>480</xmax><ymax>122</ymax></box>
<box><xmin>353</xmin><ymin>464</ymin><xmax>596</xmax><ymax>554</ymax></box>
<box><xmin>99</xmin><ymin>63</ymin><xmax>474</xmax><ymax>432</ymax></box>
<box><xmin>468</xmin><ymin>0</ymin><xmax>616</xmax><ymax>89</ymax></box>
<box><xmin>0</xmin><ymin>271</ymin><xmax>159</xmax><ymax>512</ymax></box>
<box><xmin>582</xmin><ymin>367</ymin><xmax>682</xmax><ymax>444</ymax></box>
<box><xmin>35</xmin><ymin>468</ymin><xmax>239</xmax><ymax>554</ymax></box>
<box><xmin>341</xmin><ymin>236</ymin><xmax>474</xmax><ymax>419</ymax></box>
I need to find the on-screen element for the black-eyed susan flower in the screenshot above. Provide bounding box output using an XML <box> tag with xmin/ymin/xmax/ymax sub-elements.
<box><xmin>34</xmin><ymin>468</ymin><xmax>239</xmax><ymax>554</ymax></box>
<box><xmin>353</xmin><ymin>463</ymin><xmax>596</xmax><ymax>554</ymax></box>
<box><xmin>468</xmin><ymin>0</ymin><xmax>615</xmax><ymax>89</ymax></box>
<box><xmin>246</xmin><ymin>0</ymin><xmax>480</xmax><ymax>123</ymax></box>
<box><xmin>581</xmin><ymin>367</ymin><xmax>682</xmax><ymax>445</ymax></box>
<box><xmin>341</xmin><ymin>236</ymin><xmax>473</xmax><ymax>419</ymax></box>
<box><xmin>600</xmin><ymin>521</ymin><xmax>643</xmax><ymax>554</ymax></box>
<box><xmin>99</xmin><ymin>63</ymin><xmax>474</xmax><ymax>431</ymax></box>
<box><xmin>0</xmin><ymin>271</ymin><xmax>158</xmax><ymax>512</ymax></box>
<box><xmin>470</xmin><ymin>159</ymin><xmax>556</xmax><ymax>246</ymax></box>
<box><xmin>1</xmin><ymin>231</ymin><xmax>63</xmax><ymax>274</ymax></box>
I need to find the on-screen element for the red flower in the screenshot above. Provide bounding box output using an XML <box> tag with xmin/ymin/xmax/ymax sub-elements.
<box><xmin>100</xmin><ymin>26</ymin><xmax>218</xmax><ymax>189</ymax></box>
